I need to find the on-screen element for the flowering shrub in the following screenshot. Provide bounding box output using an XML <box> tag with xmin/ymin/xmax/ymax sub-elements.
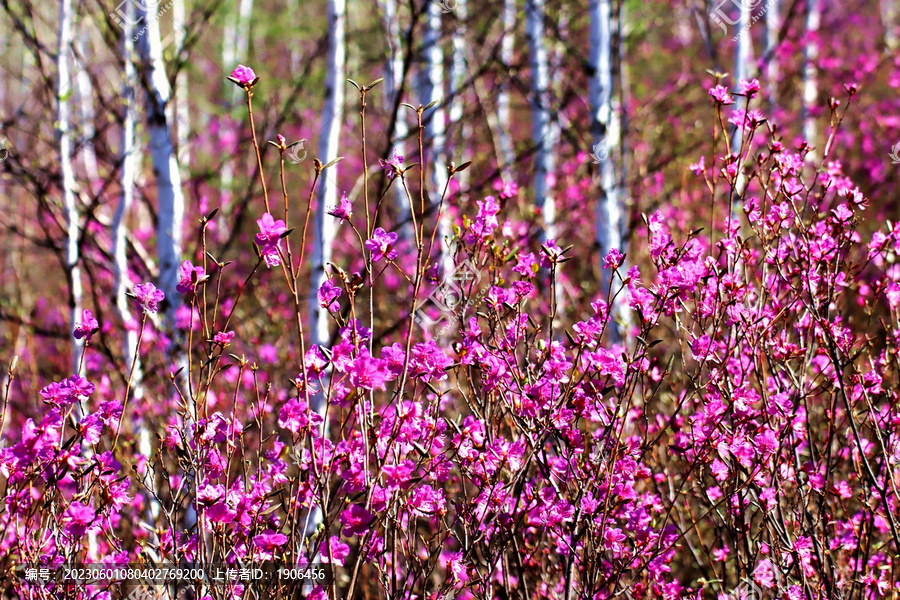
<box><xmin>2</xmin><ymin>68</ymin><xmax>899</xmax><ymax>600</ymax></box>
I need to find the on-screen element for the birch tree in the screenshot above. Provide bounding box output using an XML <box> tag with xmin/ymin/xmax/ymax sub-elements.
<box><xmin>496</xmin><ymin>0</ymin><xmax>516</xmax><ymax>183</ymax></box>
<box><xmin>112</xmin><ymin>0</ymin><xmax>142</xmax><ymax>409</ymax></box>
<box><xmin>172</xmin><ymin>0</ymin><xmax>190</xmax><ymax>167</ymax></box>
<box><xmin>309</xmin><ymin>0</ymin><xmax>346</xmax><ymax>385</ymax></box>
<box><xmin>730</xmin><ymin>0</ymin><xmax>752</xmax><ymax>220</ymax></box>
<box><xmin>764</xmin><ymin>0</ymin><xmax>780</xmax><ymax>107</ymax></box>
<box><xmin>802</xmin><ymin>0</ymin><xmax>820</xmax><ymax>158</ymax></box>
<box><xmin>76</xmin><ymin>29</ymin><xmax>99</xmax><ymax>184</ymax></box>
<box><xmin>732</xmin><ymin>0</ymin><xmax>752</xmax><ymax>152</ymax></box>
<box><xmin>589</xmin><ymin>0</ymin><xmax>626</xmax><ymax>344</ymax></box>
<box><xmin>418</xmin><ymin>0</ymin><xmax>452</xmax><ymax>276</ymax></box>
<box><xmin>135</xmin><ymin>0</ymin><xmax>185</xmax><ymax>329</ymax></box>
<box><xmin>883</xmin><ymin>0</ymin><xmax>898</xmax><ymax>50</ymax></box>
<box><xmin>112</xmin><ymin>0</ymin><xmax>160</xmax><ymax>533</ymax></box>
<box><xmin>56</xmin><ymin>0</ymin><xmax>82</xmax><ymax>376</ymax></box>
<box><xmin>379</xmin><ymin>0</ymin><xmax>410</xmax><ymax>234</ymax></box>
<box><xmin>525</xmin><ymin>0</ymin><xmax>557</xmax><ymax>244</ymax></box>
<box><xmin>448</xmin><ymin>0</ymin><xmax>469</xmax><ymax>190</ymax></box>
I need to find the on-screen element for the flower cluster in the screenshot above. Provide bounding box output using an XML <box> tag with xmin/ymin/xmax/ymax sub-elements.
<box><xmin>5</xmin><ymin>67</ymin><xmax>898</xmax><ymax>600</ymax></box>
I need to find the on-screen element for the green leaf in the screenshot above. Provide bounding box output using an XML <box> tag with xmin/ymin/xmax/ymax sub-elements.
<box><xmin>322</xmin><ymin>156</ymin><xmax>344</xmax><ymax>170</ymax></box>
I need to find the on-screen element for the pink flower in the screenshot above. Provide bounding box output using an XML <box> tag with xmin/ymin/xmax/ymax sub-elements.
<box><xmin>738</xmin><ymin>78</ymin><xmax>760</xmax><ymax>95</ymax></box>
<box><xmin>255</xmin><ymin>213</ymin><xmax>287</xmax><ymax>268</ymax></box>
<box><xmin>327</xmin><ymin>191</ymin><xmax>353</xmax><ymax>222</ymax></box>
<box><xmin>465</xmin><ymin>195</ymin><xmax>501</xmax><ymax>243</ymax></box>
<box><xmin>73</xmin><ymin>309</ymin><xmax>98</xmax><ymax>340</ymax></box>
<box><xmin>602</xmin><ymin>248</ymin><xmax>623</xmax><ymax>270</ymax></box>
<box><xmin>133</xmin><ymin>282</ymin><xmax>165</xmax><ymax>313</ymax></box>
<box><xmin>348</xmin><ymin>353</ymin><xmax>390</xmax><ymax>391</ymax></box>
<box><xmin>365</xmin><ymin>227</ymin><xmax>399</xmax><ymax>262</ymax></box>
<box><xmin>206</xmin><ymin>502</ymin><xmax>236</xmax><ymax>523</ymax></box>
<box><xmin>63</xmin><ymin>501</ymin><xmax>97</xmax><ymax>538</ymax></box>
<box><xmin>752</xmin><ymin>559</ymin><xmax>779</xmax><ymax>589</ymax></box>
<box><xmin>688</xmin><ymin>156</ymin><xmax>706</xmax><ymax>175</ymax></box>
<box><xmin>494</xmin><ymin>179</ymin><xmax>518</xmax><ymax>200</ymax></box>
<box><xmin>887</xmin><ymin>282</ymin><xmax>900</xmax><ymax>308</ymax></box>
<box><xmin>444</xmin><ymin>550</ymin><xmax>469</xmax><ymax>586</ymax></box>
<box><xmin>379</xmin><ymin>148</ymin><xmax>404</xmax><ymax>179</ymax></box>
<box><xmin>176</xmin><ymin>260</ymin><xmax>206</xmax><ymax>294</ymax></box>
<box><xmin>322</xmin><ymin>536</ymin><xmax>350</xmax><ymax>566</ymax></box>
<box><xmin>213</xmin><ymin>331</ymin><xmax>235</xmax><ymax>346</ymax></box>
<box><xmin>318</xmin><ymin>279</ymin><xmax>342</xmax><ymax>312</ymax></box>
<box><xmin>230</xmin><ymin>64</ymin><xmax>257</xmax><ymax>86</ymax></box>
<box><xmin>513</xmin><ymin>252</ymin><xmax>538</xmax><ymax>278</ymax></box>
<box><xmin>539</xmin><ymin>239</ymin><xmax>564</xmax><ymax>267</ymax></box>
<box><xmin>340</xmin><ymin>504</ymin><xmax>374</xmax><ymax>537</ymax></box>
<box><xmin>254</xmin><ymin>530</ymin><xmax>289</xmax><ymax>559</ymax></box>
<box><xmin>279</xmin><ymin>398</ymin><xmax>323</xmax><ymax>433</ymax></box>
<box><xmin>78</xmin><ymin>414</ymin><xmax>103</xmax><ymax>444</ymax></box>
<box><xmin>307</xmin><ymin>588</ymin><xmax>328</xmax><ymax>600</ymax></box>
<box><xmin>708</xmin><ymin>85</ymin><xmax>733</xmax><ymax>105</ymax></box>
<box><xmin>408</xmin><ymin>484</ymin><xmax>446</xmax><ymax>516</ymax></box>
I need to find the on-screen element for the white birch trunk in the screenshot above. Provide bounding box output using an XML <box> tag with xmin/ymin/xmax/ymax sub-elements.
<box><xmin>729</xmin><ymin>0</ymin><xmax>753</xmax><ymax>221</ymax></box>
<box><xmin>56</xmin><ymin>0</ymin><xmax>82</xmax><ymax>377</ymax></box>
<box><xmin>172</xmin><ymin>0</ymin><xmax>190</xmax><ymax>167</ymax></box>
<box><xmin>135</xmin><ymin>0</ymin><xmax>192</xmax><ymax>532</ymax></box>
<box><xmin>113</xmin><ymin>0</ymin><xmax>159</xmax><ymax>532</ymax></box>
<box><xmin>113</xmin><ymin>0</ymin><xmax>142</xmax><ymax>407</ymax></box>
<box><xmin>590</xmin><ymin>0</ymin><xmax>626</xmax><ymax>344</ymax></box>
<box><xmin>764</xmin><ymin>0</ymin><xmax>779</xmax><ymax>107</ymax></box>
<box><xmin>731</xmin><ymin>0</ymin><xmax>752</xmax><ymax>153</ymax></box>
<box><xmin>497</xmin><ymin>0</ymin><xmax>516</xmax><ymax>183</ymax></box>
<box><xmin>305</xmin><ymin>0</ymin><xmax>345</xmax><ymax>539</ymax></box>
<box><xmin>58</xmin><ymin>0</ymin><xmax>99</xmax><ymax>557</ymax></box>
<box><xmin>525</xmin><ymin>0</ymin><xmax>556</xmax><ymax>246</ymax></box>
<box><xmin>136</xmin><ymin>1</ymin><xmax>185</xmax><ymax>328</ymax></box>
<box><xmin>379</xmin><ymin>0</ymin><xmax>411</xmax><ymax>234</ymax></box>
<box><xmin>883</xmin><ymin>0</ymin><xmax>898</xmax><ymax>50</ymax></box>
<box><xmin>310</xmin><ymin>0</ymin><xmax>346</xmax><ymax>379</ymax></box>
<box><xmin>76</xmin><ymin>29</ymin><xmax>99</xmax><ymax>185</ymax></box>
<box><xmin>801</xmin><ymin>0</ymin><xmax>820</xmax><ymax>159</ymax></box>
<box><xmin>418</xmin><ymin>0</ymin><xmax>452</xmax><ymax>276</ymax></box>
<box><xmin>448</xmin><ymin>0</ymin><xmax>468</xmax><ymax>191</ymax></box>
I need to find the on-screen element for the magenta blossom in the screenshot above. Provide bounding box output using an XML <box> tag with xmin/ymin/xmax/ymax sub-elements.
<box><xmin>738</xmin><ymin>78</ymin><xmax>761</xmax><ymax>96</ymax></box>
<box><xmin>318</xmin><ymin>279</ymin><xmax>342</xmax><ymax>312</ymax></box>
<box><xmin>493</xmin><ymin>178</ymin><xmax>518</xmax><ymax>200</ymax></box>
<box><xmin>230</xmin><ymin>64</ymin><xmax>256</xmax><ymax>86</ymax></box>
<box><xmin>176</xmin><ymin>260</ymin><xmax>206</xmax><ymax>294</ymax></box>
<box><xmin>602</xmin><ymin>248</ymin><xmax>623</xmax><ymax>270</ymax></box>
<box><xmin>73</xmin><ymin>309</ymin><xmax>98</xmax><ymax>340</ymax></box>
<box><xmin>253</xmin><ymin>531</ymin><xmax>289</xmax><ymax>559</ymax></box>
<box><xmin>347</xmin><ymin>352</ymin><xmax>390</xmax><ymax>391</ymax></box>
<box><xmin>379</xmin><ymin>148</ymin><xmax>404</xmax><ymax>179</ymax></box>
<box><xmin>340</xmin><ymin>504</ymin><xmax>374</xmax><ymax>537</ymax></box>
<box><xmin>63</xmin><ymin>501</ymin><xmax>97</xmax><ymax>538</ymax></box>
<box><xmin>255</xmin><ymin>213</ymin><xmax>287</xmax><ymax>268</ymax></box>
<box><xmin>365</xmin><ymin>227</ymin><xmax>399</xmax><ymax>262</ymax></box>
<box><xmin>321</xmin><ymin>536</ymin><xmax>350</xmax><ymax>567</ymax></box>
<box><xmin>688</xmin><ymin>156</ymin><xmax>706</xmax><ymax>175</ymax></box>
<box><xmin>327</xmin><ymin>191</ymin><xmax>353</xmax><ymax>222</ymax></box>
<box><xmin>279</xmin><ymin>398</ymin><xmax>323</xmax><ymax>433</ymax></box>
<box><xmin>708</xmin><ymin>84</ymin><xmax>733</xmax><ymax>105</ymax></box>
<box><xmin>133</xmin><ymin>282</ymin><xmax>165</xmax><ymax>313</ymax></box>
<box><xmin>213</xmin><ymin>331</ymin><xmax>235</xmax><ymax>346</ymax></box>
